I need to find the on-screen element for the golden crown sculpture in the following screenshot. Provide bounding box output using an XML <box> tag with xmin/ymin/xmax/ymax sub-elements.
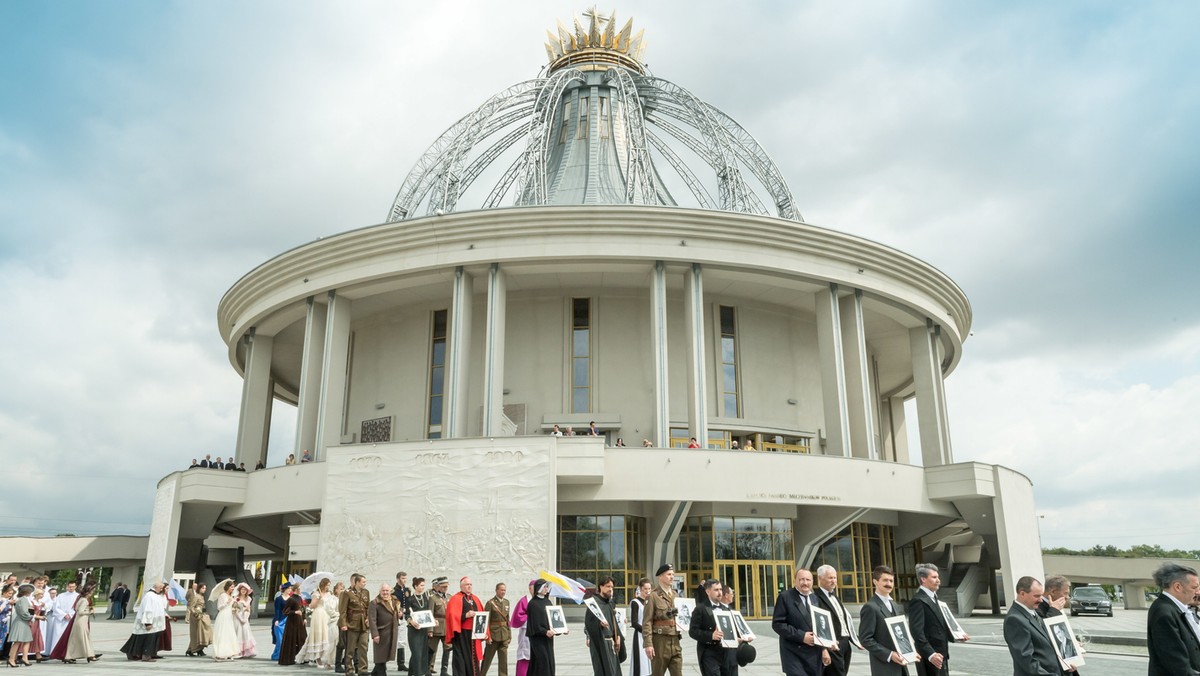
<box><xmin>545</xmin><ymin>7</ymin><xmax>646</xmax><ymax>74</ymax></box>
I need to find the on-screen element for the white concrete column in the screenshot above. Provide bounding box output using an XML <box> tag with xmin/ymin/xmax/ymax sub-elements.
<box><xmin>814</xmin><ymin>283</ymin><xmax>850</xmax><ymax>457</ymax></box>
<box><xmin>315</xmin><ymin>290</ymin><xmax>352</xmax><ymax>458</ymax></box>
<box><xmin>683</xmin><ymin>264</ymin><xmax>708</xmax><ymax>446</ymax></box>
<box><xmin>650</xmin><ymin>261</ymin><xmax>670</xmax><ymax>447</ymax></box>
<box><xmin>293</xmin><ymin>297</ymin><xmax>327</xmax><ymax>458</ymax></box>
<box><xmin>881</xmin><ymin>396</ymin><xmax>910</xmax><ymax>463</ymax></box>
<box><xmin>482</xmin><ymin>263</ymin><xmax>507</xmax><ymax>436</ymax></box>
<box><xmin>143</xmin><ymin>477</ymin><xmax>183</xmax><ymax>585</ymax></box>
<box><xmin>444</xmin><ymin>267</ymin><xmax>474</xmax><ymax>439</ymax></box>
<box><xmin>235</xmin><ymin>327</ymin><xmax>274</xmax><ymax>467</ymax></box>
<box><xmin>648</xmin><ymin>501</ymin><xmax>692</xmax><ymax>574</ymax></box>
<box><xmin>909</xmin><ymin>320</ymin><xmax>952</xmax><ymax>466</ymax></box>
<box><xmin>110</xmin><ymin>565</ymin><xmax>141</xmax><ymax>592</ymax></box>
<box><xmin>840</xmin><ymin>289</ymin><xmax>877</xmax><ymax>459</ymax></box>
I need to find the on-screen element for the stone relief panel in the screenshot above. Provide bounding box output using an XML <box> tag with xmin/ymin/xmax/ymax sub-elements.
<box><xmin>318</xmin><ymin>439</ymin><xmax>554</xmax><ymax>593</ymax></box>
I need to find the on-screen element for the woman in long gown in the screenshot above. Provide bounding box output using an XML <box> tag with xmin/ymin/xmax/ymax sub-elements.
<box><xmin>57</xmin><ymin>583</ymin><xmax>99</xmax><ymax>662</ymax></box>
<box><xmin>324</xmin><ymin>582</ymin><xmax>343</xmax><ymax>667</ymax></box>
<box><xmin>277</xmin><ymin>590</ymin><xmax>307</xmax><ymax>665</ymax></box>
<box><xmin>232</xmin><ymin>584</ymin><xmax>257</xmax><ymax>658</ymax></box>
<box><xmin>299</xmin><ymin>578</ymin><xmax>333</xmax><ymax>666</ymax></box>
<box><xmin>526</xmin><ymin>581</ymin><xmax>559</xmax><ymax>676</ymax></box>
<box><xmin>0</xmin><ymin>585</ymin><xmax>12</xmax><ymax>649</ymax></box>
<box><xmin>185</xmin><ymin>583</ymin><xmax>212</xmax><ymax>657</ymax></box>
<box><xmin>28</xmin><ymin>589</ymin><xmax>46</xmax><ymax>659</ymax></box>
<box><xmin>209</xmin><ymin>580</ymin><xmax>241</xmax><ymax>660</ymax></box>
<box><xmin>510</xmin><ymin>581</ymin><xmax>535</xmax><ymax>676</ymax></box>
<box><xmin>405</xmin><ymin>577</ymin><xmax>431</xmax><ymax>676</ymax></box>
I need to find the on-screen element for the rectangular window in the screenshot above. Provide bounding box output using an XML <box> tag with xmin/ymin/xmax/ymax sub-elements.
<box><xmin>559</xmin><ymin>99</ymin><xmax>572</xmax><ymax>144</ymax></box>
<box><xmin>720</xmin><ymin>306</ymin><xmax>740</xmax><ymax>417</ymax></box>
<box><xmin>598</xmin><ymin>97</ymin><xmax>610</xmax><ymax>139</ymax></box>
<box><xmin>427</xmin><ymin>309</ymin><xmax>448</xmax><ymax>439</ymax></box>
<box><xmin>558</xmin><ymin>514</ymin><xmax>645</xmax><ymax>605</ymax></box>
<box><xmin>571</xmin><ymin>298</ymin><xmax>591</xmax><ymax>412</ymax></box>
<box><xmin>577</xmin><ymin>96</ymin><xmax>589</xmax><ymax>140</ymax></box>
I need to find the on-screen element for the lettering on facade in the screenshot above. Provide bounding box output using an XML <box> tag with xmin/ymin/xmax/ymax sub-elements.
<box><xmin>349</xmin><ymin>455</ymin><xmax>384</xmax><ymax>470</ymax></box>
<box><xmin>746</xmin><ymin>492</ymin><xmax>842</xmax><ymax>502</ymax></box>
<box><xmin>415</xmin><ymin>452</ymin><xmax>451</xmax><ymax>465</ymax></box>
<box><xmin>484</xmin><ymin>450</ymin><xmax>525</xmax><ymax>463</ymax></box>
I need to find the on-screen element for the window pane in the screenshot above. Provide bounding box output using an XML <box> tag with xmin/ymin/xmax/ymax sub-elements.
<box><xmin>722</xmin><ymin>364</ymin><xmax>737</xmax><ymax>392</ymax></box>
<box><xmin>428</xmin><ymin>396</ymin><xmax>442</xmax><ymax>425</ymax></box>
<box><xmin>573</xmin><ymin>329</ymin><xmax>589</xmax><ymax>357</ymax></box>
<box><xmin>432</xmin><ymin>340</ymin><xmax>446</xmax><ymax>366</ymax></box>
<box><xmin>715</xmin><ymin>532</ymin><xmax>734</xmax><ymax>559</ymax></box>
<box><xmin>430</xmin><ymin>366</ymin><xmax>445</xmax><ymax>395</ymax></box>
<box><xmin>714</xmin><ymin>516</ymin><xmax>734</xmax><ymax>533</ymax></box>
<box><xmin>612</xmin><ymin>515</ymin><xmax>624</xmax><ymax>529</ymax></box>
<box><xmin>573</xmin><ymin>387</ymin><xmax>589</xmax><ymax>413</ymax></box>
<box><xmin>573</xmin><ymin>298</ymin><xmax>590</xmax><ymax>328</ymax></box>
<box><xmin>722</xmin><ymin>336</ymin><xmax>735</xmax><ymax>363</ymax></box>
<box><xmin>724</xmin><ymin>393</ymin><xmax>739</xmax><ymax>416</ymax></box>
<box><xmin>720</xmin><ymin>306</ymin><xmax>735</xmax><ymax>335</ymax></box>
<box><xmin>561</xmin><ymin>516</ymin><xmax>577</xmax><ymax>530</ymax></box>
<box><xmin>573</xmin><ymin>357</ymin><xmax>589</xmax><ymax>386</ymax></box>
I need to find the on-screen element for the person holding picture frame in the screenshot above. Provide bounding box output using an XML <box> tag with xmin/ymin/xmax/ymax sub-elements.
<box><xmin>687</xmin><ymin>579</ymin><xmax>725</xmax><ymax>676</ymax></box>
<box><xmin>858</xmin><ymin>566</ymin><xmax>916</xmax><ymax>676</ymax></box>
<box><xmin>445</xmin><ymin>577</ymin><xmax>487</xmax><ymax>676</ymax></box>
<box><xmin>772</xmin><ymin>568</ymin><xmax>831</xmax><ymax>676</ymax></box>
<box><xmin>584</xmin><ymin>577</ymin><xmax>622</xmax><ymax>676</ymax></box>
<box><xmin>524</xmin><ymin>581</ymin><xmax>559</xmax><ymax>676</ymax></box>
<box><xmin>814</xmin><ymin>564</ymin><xmax>857</xmax><ymax>676</ymax></box>
<box><xmin>908</xmin><ymin>563</ymin><xmax>967</xmax><ymax>676</ymax></box>
<box><xmin>405</xmin><ymin>577</ymin><xmax>433</xmax><ymax>676</ymax></box>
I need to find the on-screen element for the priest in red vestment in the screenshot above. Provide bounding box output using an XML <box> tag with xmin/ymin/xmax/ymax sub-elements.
<box><xmin>445</xmin><ymin>577</ymin><xmax>489</xmax><ymax>676</ymax></box>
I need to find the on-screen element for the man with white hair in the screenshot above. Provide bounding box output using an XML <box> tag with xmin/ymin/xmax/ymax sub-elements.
<box><xmin>813</xmin><ymin>565</ymin><xmax>856</xmax><ymax>676</ymax></box>
<box><xmin>120</xmin><ymin>581</ymin><xmax>169</xmax><ymax>662</ymax></box>
<box><xmin>908</xmin><ymin>563</ymin><xmax>967</xmax><ymax>676</ymax></box>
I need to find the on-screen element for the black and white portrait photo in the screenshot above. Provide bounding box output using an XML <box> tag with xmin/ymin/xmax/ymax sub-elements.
<box><xmin>884</xmin><ymin>615</ymin><xmax>918</xmax><ymax>661</ymax></box>
<box><xmin>811</xmin><ymin>606</ymin><xmax>837</xmax><ymax>648</ymax></box>
<box><xmin>472</xmin><ymin>611</ymin><xmax>489</xmax><ymax>639</ymax></box>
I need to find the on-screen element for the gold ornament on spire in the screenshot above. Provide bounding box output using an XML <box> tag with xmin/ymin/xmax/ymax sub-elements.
<box><xmin>545</xmin><ymin>7</ymin><xmax>646</xmax><ymax>74</ymax></box>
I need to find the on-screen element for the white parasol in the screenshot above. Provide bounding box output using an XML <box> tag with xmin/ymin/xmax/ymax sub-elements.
<box><xmin>300</xmin><ymin>571</ymin><xmax>337</xmax><ymax>597</ymax></box>
<box><xmin>208</xmin><ymin>578</ymin><xmax>233</xmax><ymax>602</ymax></box>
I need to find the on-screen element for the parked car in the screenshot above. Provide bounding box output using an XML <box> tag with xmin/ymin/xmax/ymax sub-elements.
<box><xmin>1070</xmin><ymin>586</ymin><xmax>1113</xmax><ymax>617</ymax></box>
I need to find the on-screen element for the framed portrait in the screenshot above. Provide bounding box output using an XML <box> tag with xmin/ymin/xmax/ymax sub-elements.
<box><xmin>614</xmin><ymin>608</ymin><xmax>627</xmax><ymax>632</ymax></box>
<box><xmin>472</xmin><ymin>612</ymin><xmax>489</xmax><ymax>639</ymax></box>
<box><xmin>583</xmin><ymin>596</ymin><xmax>607</xmax><ymax>624</ymax></box>
<box><xmin>731</xmin><ymin>610</ymin><xmax>755</xmax><ymax>640</ymax></box>
<box><xmin>673</xmin><ymin>598</ymin><xmax>695</xmax><ymax>633</ymax></box>
<box><xmin>411</xmin><ymin>609</ymin><xmax>435</xmax><ymax>629</ymax></box>
<box><xmin>713</xmin><ymin>609</ymin><xmax>738</xmax><ymax>648</ymax></box>
<box><xmin>937</xmin><ymin>601</ymin><xmax>967</xmax><ymax>641</ymax></box>
<box><xmin>884</xmin><ymin>615</ymin><xmax>918</xmax><ymax>663</ymax></box>
<box><xmin>547</xmin><ymin>604</ymin><xmax>569</xmax><ymax>635</ymax></box>
<box><xmin>810</xmin><ymin>606</ymin><xmax>837</xmax><ymax>648</ymax></box>
<box><xmin>1043</xmin><ymin>615</ymin><xmax>1085</xmax><ymax>669</ymax></box>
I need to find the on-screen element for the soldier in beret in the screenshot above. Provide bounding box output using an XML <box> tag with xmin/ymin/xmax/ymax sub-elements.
<box><xmin>428</xmin><ymin>578</ymin><xmax>451</xmax><ymax>676</ymax></box>
<box><xmin>642</xmin><ymin>564</ymin><xmax>683</xmax><ymax>676</ymax></box>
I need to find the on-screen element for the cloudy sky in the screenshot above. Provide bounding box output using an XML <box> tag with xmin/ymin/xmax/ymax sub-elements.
<box><xmin>2</xmin><ymin>1</ymin><xmax>1197</xmax><ymax>551</ymax></box>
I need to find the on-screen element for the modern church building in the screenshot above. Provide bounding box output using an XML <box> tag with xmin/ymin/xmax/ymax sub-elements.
<box><xmin>144</xmin><ymin>11</ymin><xmax>1041</xmax><ymax>618</ymax></box>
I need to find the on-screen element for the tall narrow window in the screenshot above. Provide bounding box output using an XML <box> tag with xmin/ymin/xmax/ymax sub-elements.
<box><xmin>598</xmin><ymin>97</ymin><xmax>610</xmax><ymax>139</ymax></box>
<box><xmin>572</xmin><ymin>298</ymin><xmax>591</xmax><ymax>413</ymax></box>
<box><xmin>427</xmin><ymin>309</ymin><xmax>448</xmax><ymax>439</ymax></box>
<box><xmin>577</xmin><ymin>97</ymin><xmax>589</xmax><ymax>140</ymax></box>
<box><xmin>720</xmin><ymin>306</ymin><xmax>740</xmax><ymax>417</ymax></box>
<box><xmin>559</xmin><ymin>99</ymin><xmax>572</xmax><ymax>144</ymax></box>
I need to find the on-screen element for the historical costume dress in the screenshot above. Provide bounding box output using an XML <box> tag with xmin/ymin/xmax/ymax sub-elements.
<box><xmin>55</xmin><ymin>593</ymin><xmax>97</xmax><ymax>662</ymax></box>
<box><xmin>233</xmin><ymin>590</ymin><xmax>257</xmax><ymax>658</ymax></box>
<box><xmin>271</xmin><ymin>587</ymin><xmax>290</xmax><ymax>660</ymax></box>
<box><xmin>525</xmin><ymin>583</ymin><xmax>556</xmax><ymax>676</ymax></box>
<box><xmin>323</xmin><ymin>590</ymin><xmax>339</xmax><ymax>666</ymax></box>
<box><xmin>27</xmin><ymin>592</ymin><xmax>46</xmax><ymax>658</ymax></box>
<box><xmin>8</xmin><ymin>596</ymin><xmax>33</xmax><ymax>645</ymax></box>
<box><xmin>278</xmin><ymin>593</ymin><xmax>308</xmax><ymax>665</ymax></box>
<box><xmin>299</xmin><ymin>590</ymin><xmax>334</xmax><ymax>666</ymax></box>
<box><xmin>510</xmin><ymin>586</ymin><xmax>533</xmax><ymax>676</ymax></box>
<box><xmin>185</xmin><ymin>587</ymin><xmax>212</xmax><ymax>656</ymax></box>
<box><xmin>210</xmin><ymin>589</ymin><xmax>241</xmax><ymax>659</ymax></box>
<box><xmin>369</xmin><ymin>592</ymin><xmax>402</xmax><ymax>674</ymax></box>
<box><xmin>406</xmin><ymin>591</ymin><xmax>431</xmax><ymax>676</ymax></box>
<box><xmin>0</xmin><ymin>595</ymin><xmax>11</xmax><ymax>647</ymax></box>
<box><xmin>627</xmin><ymin>595</ymin><xmax>651</xmax><ymax>676</ymax></box>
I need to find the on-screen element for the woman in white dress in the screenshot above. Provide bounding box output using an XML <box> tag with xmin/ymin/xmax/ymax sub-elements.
<box><xmin>324</xmin><ymin>582</ymin><xmax>344</xmax><ymax>668</ymax></box>
<box><xmin>232</xmin><ymin>584</ymin><xmax>257</xmax><ymax>658</ymax></box>
<box><xmin>298</xmin><ymin>578</ymin><xmax>333</xmax><ymax>667</ymax></box>
<box><xmin>209</xmin><ymin>580</ymin><xmax>241</xmax><ymax>660</ymax></box>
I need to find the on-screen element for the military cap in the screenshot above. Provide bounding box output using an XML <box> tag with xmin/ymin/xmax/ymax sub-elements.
<box><xmin>655</xmin><ymin>563</ymin><xmax>674</xmax><ymax>576</ymax></box>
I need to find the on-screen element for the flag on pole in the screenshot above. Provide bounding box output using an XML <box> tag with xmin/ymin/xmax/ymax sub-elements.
<box><xmin>538</xmin><ymin>570</ymin><xmax>586</xmax><ymax>603</ymax></box>
<box><xmin>167</xmin><ymin>579</ymin><xmax>188</xmax><ymax>604</ymax></box>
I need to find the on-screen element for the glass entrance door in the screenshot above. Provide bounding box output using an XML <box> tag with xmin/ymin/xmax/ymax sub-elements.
<box><xmin>716</xmin><ymin>560</ymin><xmax>792</xmax><ymax>619</ymax></box>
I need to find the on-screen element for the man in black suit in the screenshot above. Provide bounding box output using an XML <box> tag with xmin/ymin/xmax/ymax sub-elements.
<box><xmin>688</xmin><ymin>579</ymin><xmax>726</xmax><ymax>676</ymax></box>
<box><xmin>858</xmin><ymin>565</ymin><xmax>914</xmax><ymax>676</ymax></box>
<box><xmin>1003</xmin><ymin>576</ymin><xmax>1075</xmax><ymax>676</ymax></box>
<box><xmin>1147</xmin><ymin>562</ymin><xmax>1200</xmax><ymax>676</ymax></box>
<box><xmin>199</xmin><ymin>454</ymin><xmax>212</xmax><ymax>468</ymax></box>
<box><xmin>213</xmin><ymin>456</ymin><xmax>225</xmax><ymax>470</ymax></box>
<box><xmin>773</xmin><ymin>568</ymin><xmax>831</xmax><ymax>676</ymax></box>
<box><xmin>814</xmin><ymin>565</ymin><xmax>855</xmax><ymax>676</ymax></box>
<box><xmin>908</xmin><ymin>563</ymin><xmax>967</xmax><ymax>676</ymax></box>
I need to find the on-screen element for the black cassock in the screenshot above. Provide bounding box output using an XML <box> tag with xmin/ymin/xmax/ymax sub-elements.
<box><xmin>585</xmin><ymin>594</ymin><xmax>621</xmax><ymax>676</ymax></box>
<box><xmin>526</xmin><ymin>596</ymin><xmax>555</xmax><ymax>676</ymax></box>
<box><xmin>451</xmin><ymin>595</ymin><xmax>479</xmax><ymax>676</ymax></box>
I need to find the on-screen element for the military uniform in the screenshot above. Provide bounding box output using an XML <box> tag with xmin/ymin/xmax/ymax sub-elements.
<box><xmin>341</xmin><ymin>586</ymin><xmax>372</xmax><ymax>675</ymax></box>
<box><xmin>428</xmin><ymin>588</ymin><xmax>450</xmax><ymax>676</ymax></box>
<box><xmin>480</xmin><ymin>595</ymin><xmax>511</xmax><ymax>676</ymax></box>
<box><xmin>641</xmin><ymin>583</ymin><xmax>682</xmax><ymax>676</ymax></box>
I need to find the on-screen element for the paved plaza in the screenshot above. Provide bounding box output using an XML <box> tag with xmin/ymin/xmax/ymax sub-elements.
<box><xmin>18</xmin><ymin>607</ymin><xmax>1149</xmax><ymax>675</ymax></box>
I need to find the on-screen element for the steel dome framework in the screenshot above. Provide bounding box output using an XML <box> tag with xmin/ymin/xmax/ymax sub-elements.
<box><xmin>386</xmin><ymin>9</ymin><xmax>801</xmax><ymax>224</ymax></box>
